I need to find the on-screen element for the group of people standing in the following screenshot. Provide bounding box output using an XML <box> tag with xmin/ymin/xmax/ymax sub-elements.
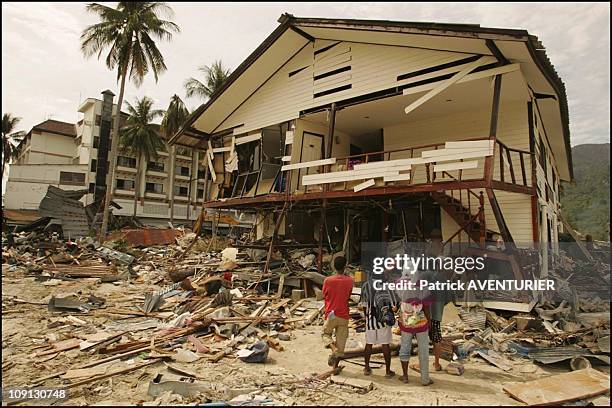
<box><xmin>321</xmin><ymin>230</ymin><xmax>452</xmax><ymax>386</ymax></box>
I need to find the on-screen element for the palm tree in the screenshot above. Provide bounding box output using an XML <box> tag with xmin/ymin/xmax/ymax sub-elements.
<box><xmin>184</xmin><ymin>60</ymin><xmax>231</xmax><ymax>100</ymax></box>
<box><xmin>2</xmin><ymin>113</ymin><xmax>25</xmax><ymax>184</ymax></box>
<box><xmin>81</xmin><ymin>2</ymin><xmax>179</xmax><ymax>238</ymax></box>
<box><xmin>161</xmin><ymin>94</ymin><xmax>189</xmax><ymax>139</ymax></box>
<box><xmin>119</xmin><ymin>96</ymin><xmax>166</xmax><ymax>218</ymax></box>
<box><xmin>161</xmin><ymin>94</ymin><xmax>189</xmax><ymax>223</ymax></box>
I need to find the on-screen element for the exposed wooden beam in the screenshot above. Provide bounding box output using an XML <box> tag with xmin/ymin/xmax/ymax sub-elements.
<box><xmin>402</xmin><ymin>63</ymin><xmax>519</xmax><ymax>96</ymax></box>
<box><xmin>485</xmin><ymin>39</ymin><xmax>510</xmax><ymax>66</ymax></box>
<box><xmin>404</xmin><ymin>57</ymin><xmax>487</xmax><ymax>115</ymax></box>
<box><xmin>489</xmin><ymin>74</ymin><xmax>503</xmax><ymax>138</ymax></box>
<box><xmin>326</xmin><ymin>103</ymin><xmax>337</xmax><ymax>159</ymax></box>
<box><xmin>486</xmin><ymin>188</ymin><xmax>515</xmax><ymax>245</ymax></box>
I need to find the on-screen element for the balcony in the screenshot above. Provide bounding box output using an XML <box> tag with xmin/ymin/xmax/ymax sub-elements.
<box><xmin>175</xmin><ymin>172</ymin><xmax>191</xmax><ymax>181</ymax></box>
<box><xmin>115</xmin><ymin>188</ymin><xmax>135</xmax><ymax>196</ymax></box>
<box><xmin>290</xmin><ymin>137</ymin><xmax>533</xmax><ymax>196</ymax></box>
<box><xmin>117</xmin><ymin>165</ymin><xmax>137</xmax><ymax>173</ymax></box>
<box><xmin>146</xmin><ymin>170</ymin><xmax>167</xmax><ymax>178</ymax></box>
<box><xmin>145</xmin><ymin>191</ymin><xmax>166</xmax><ymax>199</ymax></box>
<box><xmin>204</xmin><ymin>137</ymin><xmax>534</xmax><ymax>209</ymax></box>
<box><xmin>173</xmin><ymin>195</ymin><xmax>190</xmax><ymax>202</ymax></box>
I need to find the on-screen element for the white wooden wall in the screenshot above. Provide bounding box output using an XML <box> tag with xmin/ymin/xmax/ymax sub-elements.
<box><xmin>384</xmin><ymin>101</ymin><xmax>534</xmax><ymax>245</ymax></box>
<box><xmin>218</xmin><ymin>41</ymin><xmax>475</xmax><ymax>135</ymax></box>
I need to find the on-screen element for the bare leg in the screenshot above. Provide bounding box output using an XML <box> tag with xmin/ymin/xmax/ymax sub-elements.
<box><xmin>382</xmin><ymin>344</ymin><xmax>395</xmax><ymax>377</ymax></box>
<box><xmin>398</xmin><ymin>360</ymin><xmax>409</xmax><ymax>383</ymax></box>
<box><xmin>363</xmin><ymin>344</ymin><xmax>373</xmax><ymax>375</ymax></box>
<box><xmin>433</xmin><ymin>342</ymin><xmax>442</xmax><ymax>371</ymax></box>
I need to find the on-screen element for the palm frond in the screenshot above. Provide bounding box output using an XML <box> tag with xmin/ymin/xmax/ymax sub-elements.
<box><xmin>81</xmin><ymin>2</ymin><xmax>179</xmax><ymax>85</ymax></box>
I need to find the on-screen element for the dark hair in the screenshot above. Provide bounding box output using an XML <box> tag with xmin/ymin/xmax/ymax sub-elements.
<box><xmin>333</xmin><ymin>255</ymin><xmax>347</xmax><ymax>273</ymax></box>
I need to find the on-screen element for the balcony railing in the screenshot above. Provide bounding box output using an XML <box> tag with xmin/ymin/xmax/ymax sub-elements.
<box><xmin>291</xmin><ymin>137</ymin><xmax>533</xmax><ymax>195</ymax></box>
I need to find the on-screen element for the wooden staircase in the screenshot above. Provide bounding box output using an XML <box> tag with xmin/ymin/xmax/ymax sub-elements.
<box><xmin>431</xmin><ymin>191</ymin><xmax>496</xmax><ymax>244</ymax></box>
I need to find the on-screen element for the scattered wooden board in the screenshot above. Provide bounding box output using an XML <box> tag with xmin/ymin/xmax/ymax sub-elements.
<box><xmin>502</xmin><ymin>368</ymin><xmax>610</xmax><ymax>406</ymax></box>
<box><xmin>330</xmin><ymin>375</ymin><xmax>374</xmax><ymax>392</ymax></box>
<box><xmin>353</xmin><ymin>179</ymin><xmax>375</xmax><ymax>192</ymax></box>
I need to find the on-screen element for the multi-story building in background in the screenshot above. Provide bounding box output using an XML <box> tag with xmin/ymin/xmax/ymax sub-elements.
<box><xmin>4</xmin><ymin>90</ymin><xmax>222</xmax><ymax>227</ymax></box>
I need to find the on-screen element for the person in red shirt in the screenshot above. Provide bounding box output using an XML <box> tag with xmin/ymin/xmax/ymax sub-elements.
<box><xmin>322</xmin><ymin>255</ymin><xmax>353</xmax><ymax>371</ymax></box>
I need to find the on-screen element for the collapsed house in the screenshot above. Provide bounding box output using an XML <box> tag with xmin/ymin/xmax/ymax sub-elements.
<box><xmin>170</xmin><ymin>15</ymin><xmax>572</xmax><ymax>312</ymax></box>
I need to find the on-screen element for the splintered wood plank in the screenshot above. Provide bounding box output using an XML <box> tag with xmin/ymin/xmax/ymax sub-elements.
<box><xmin>502</xmin><ymin>368</ymin><xmax>610</xmax><ymax>406</ymax></box>
<box><xmin>353</xmin><ymin>179</ymin><xmax>375</xmax><ymax>192</ymax></box>
<box><xmin>445</xmin><ymin>140</ymin><xmax>494</xmax><ymax>150</ymax></box>
<box><xmin>434</xmin><ymin>160</ymin><xmax>479</xmax><ymax>172</ymax></box>
<box><xmin>236</xmin><ymin>133</ymin><xmax>262</xmax><ymax>145</ymax></box>
<box><xmin>383</xmin><ymin>173</ymin><xmax>411</xmax><ymax>182</ymax></box>
<box><xmin>281</xmin><ymin>158</ymin><xmax>336</xmax><ymax>171</ymax></box>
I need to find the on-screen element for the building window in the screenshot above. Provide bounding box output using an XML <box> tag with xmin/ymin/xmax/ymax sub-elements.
<box><xmin>146</xmin><ymin>182</ymin><xmax>164</xmax><ymax>194</ymax></box>
<box><xmin>175</xmin><ymin>165</ymin><xmax>190</xmax><ymax>177</ymax></box>
<box><xmin>91</xmin><ymin>159</ymin><xmax>97</xmax><ymax>172</ymax></box>
<box><xmin>59</xmin><ymin>171</ymin><xmax>86</xmax><ymax>185</ymax></box>
<box><xmin>174</xmin><ymin>185</ymin><xmax>189</xmax><ymax>196</ymax></box>
<box><xmin>197</xmin><ymin>188</ymin><xmax>204</xmax><ymax>198</ymax></box>
<box><xmin>197</xmin><ymin>169</ymin><xmax>206</xmax><ymax>179</ymax></box>
<box><xmin>95</xmin><ymin>115</ymin><xmax>102</xmax><ymax>126</ymax></box>
<box><xmin>147</xmin><ymin>161</ymin><xmax>165</xmax><ymax>172</ymax></box>
<box><xmin>89</xmin><ymin>183</ymin><xmax>95</xmax><ymax>193</ymax></box>
<box><xmin>117</xmin><ymin>155</ymin><xmax>137</xmax><ymax>168</ymax></box>
<box><xmin>93</xmin><ymin>136</ymin><xmax>100</xmax><ymax>148</ymax></box>
<box><xmin>116</xmin><ymin>179</ymin><xmax>135</xmax><ymax>190</ymax></box>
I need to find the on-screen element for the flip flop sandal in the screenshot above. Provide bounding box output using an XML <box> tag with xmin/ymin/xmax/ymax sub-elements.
<box><xmin>398</xmin><ymin>375</ymin><xmax>409</xmax><ymax>384</ymax></box>
<box><xmin>384</xmin><ymin>371</ymin><xmax>396</xmax><ymax>378</ymax></box>
<box><xmin>434</xmin><ymin>363</ymin><xmax>443</xmax><ymax>372</ymax></box>
<box><xmin>363</xmin><ymin>367</ymin><xmax>372</xmax><ymax>376</ymax></box>
<box><xmin>410</xmin><ymin>364</ymin><xmax>421</xmax><ymax>373</ymax></box>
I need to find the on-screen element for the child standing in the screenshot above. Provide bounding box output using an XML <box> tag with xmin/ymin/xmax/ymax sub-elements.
<box><xmin>396</xmin><ymin>266</ymin><xmax>434</xmax><ymax>386</ymax></box>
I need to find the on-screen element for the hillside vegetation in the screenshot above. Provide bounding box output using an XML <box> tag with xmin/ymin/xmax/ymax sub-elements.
<box><xmin>561</xmin><ymin>143</ymin><xmax>610</xmax><ymax>240</ymax></box>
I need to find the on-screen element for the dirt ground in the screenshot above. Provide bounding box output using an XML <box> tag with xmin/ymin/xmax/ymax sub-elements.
<box><xmin>2</xmin><ymin>274</ymin><xmax>610</xmax><ymax>406</ymax></box>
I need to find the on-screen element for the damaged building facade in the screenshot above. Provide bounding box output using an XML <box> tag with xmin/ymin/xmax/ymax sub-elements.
<box><xmin>171</xmin><ymin>15</ymin><xmax>572</xmax><ymax>310</ymax></box>
<box><xmin>4</xmin><ymin>92</ymin><xmax>249</xmax><ymax>230</ymax></box>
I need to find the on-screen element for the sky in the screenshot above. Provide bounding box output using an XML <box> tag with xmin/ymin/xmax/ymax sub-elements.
<box><xmin>2</xmin><ymin>2</ymin><xmax>610</xmax><ymax>146</ymax></box>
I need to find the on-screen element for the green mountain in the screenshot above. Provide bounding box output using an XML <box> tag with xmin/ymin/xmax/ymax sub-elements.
<box><xmin>561</xmin><ymin>143</ymin><xmax>610</xmax><ymax>240</ymax></box>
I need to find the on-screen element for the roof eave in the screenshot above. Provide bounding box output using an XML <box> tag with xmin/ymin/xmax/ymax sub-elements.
<box><xmin>169</xmin><ymin>17</ymin><xmax>294</xmax><ymax>146</ymax></box>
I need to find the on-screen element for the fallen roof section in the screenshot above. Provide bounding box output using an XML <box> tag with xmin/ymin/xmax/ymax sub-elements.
<box><xmin>39</xmin><ymin>185</ymin><xmax>90</xmax><ymax>239</ymax></box>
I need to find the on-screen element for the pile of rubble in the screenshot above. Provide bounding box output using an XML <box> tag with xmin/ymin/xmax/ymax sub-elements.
<box><xmin>1</xmin><ymin>228</ymin><xmax>349</xmax><ymax>405</ymax></box>
<box><xmin>1</xmin><ymin>228</ymin><xmax>610</xmax><ymax>405</ymax></box>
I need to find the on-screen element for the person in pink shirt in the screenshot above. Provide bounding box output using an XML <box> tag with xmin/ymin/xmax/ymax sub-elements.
<box><xmin>396</xmin><ymin>267</ymin><xmax>434</xmax><ymax>386</ymax></box>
